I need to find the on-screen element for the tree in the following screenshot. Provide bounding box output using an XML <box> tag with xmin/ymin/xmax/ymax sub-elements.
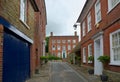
<box><xmin>45</xmin><ymin>37</ymin><xmax>49</xmax><ymax>53</ymax></box>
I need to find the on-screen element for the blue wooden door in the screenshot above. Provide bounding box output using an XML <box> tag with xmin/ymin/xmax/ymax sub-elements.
<box><xmin>3</xmin><ymin>31</ymin><xmax>30</xmax><ymax>82</ymax></box>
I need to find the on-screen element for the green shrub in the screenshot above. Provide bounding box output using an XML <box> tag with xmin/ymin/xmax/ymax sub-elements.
<box><xmin>41</xmin><ymin>55</ymin><xmax>61</xmax><ymax>61</ymax></box>
<box><xmin>40</xmin><ymin>56</ymin><xmax>48</xmax><ymax>60</ymax></box>
<box><xmin>97</xmin><ymin>55</ymin><xmax>110</xmax><ymax>63</ymax></box>
<box><xmin>88</xmin><ymin>56</ymin><xmax>94</xmax><ymax>62</ymax></box>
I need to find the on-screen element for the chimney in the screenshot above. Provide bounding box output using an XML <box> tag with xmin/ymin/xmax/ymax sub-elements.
<box><xmin>50</xmin><ymin>32</ymin><xmax>53</xmax><ymax>36</ymax></box>
<box><xmin>74</xmin><ymin>31</ymin><xmax>77</xmax><ymax>36</ymax></box>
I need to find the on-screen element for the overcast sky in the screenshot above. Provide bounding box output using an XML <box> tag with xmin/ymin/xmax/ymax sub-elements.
<box><xmin>45</xmin><ymin>0</ymin><xmax>86</xmax><ymax>37</ymax></box>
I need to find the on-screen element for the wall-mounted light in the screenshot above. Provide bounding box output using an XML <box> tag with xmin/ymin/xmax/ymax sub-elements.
<box><xmin>73</xmin><ymin>23</ymin><xmax>80</xmax><ymax>30</ymax></box>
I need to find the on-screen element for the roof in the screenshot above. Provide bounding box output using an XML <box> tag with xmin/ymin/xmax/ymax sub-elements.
<box><xmin>77</xmin><ymin>0</ymin><xmax>96</xmax><ymax>23</ymax></box>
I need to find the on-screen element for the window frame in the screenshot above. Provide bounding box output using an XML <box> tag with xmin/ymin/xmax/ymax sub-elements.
<box><xmin>110</xmin><ymin>29</ymin><xmax>120</xmax><ymax>66</ymax></box>
<box><xmin>83</xmin><ymin>47</ymin><xmax>86</xmax><ymax>63</ymax></box>
<box><xmin>20</xmin><ymin>0</ymin><xmax>30</xmax><ymax>29</ymax></box>
<box><xmin>88</xmin><ymin>44</ymin><xmax>92</xmax><ymax>63</ymax></box>
<box><xmin>20</xmin><ymin>0</ymin><xmax>27</xmax><ymax>22</ymax></box>
<box><xmin>57</xmin><ymin>45</ymin><xmax>61</xmax><ymax>50</ymax></box>
<box><xmin>52</xmin><ymin>45</ymin><xmax>56</xmax><ymax>51</ymax></box>
<box><xmin>95</xmin><ymin>0</ymin><xmax>101</xmax><ymax>24</ymax></box>
<box><xmin>82</xmin><ymin>21</ymin><xmax>86</xmax><ymax>37</ymax></box>
<box><xmin>108</xmin><ymin>0</ymin><xmax>120</xmax><ymax>12</ymax></box>
<box><xmin>68</xmin><ymin>45</ymin><xmax>71</xmax><ymax>50</ymax></box>
<box><xmin>73</xmin><ymin>40</ymin><xmax>76</xmax><ymax>43</ymax></box>
<box><xmin>87</xmin><ymin>12</ymin><xmax>92</xmax><ymax>32</ymax></box>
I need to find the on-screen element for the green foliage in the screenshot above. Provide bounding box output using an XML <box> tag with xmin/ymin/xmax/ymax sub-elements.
<box><xmin>70</xmin><ymin>60</ymin><xmax>73</xmax><ymax>64</ymax></box>
<box><xmin>97</xmin><ymin>55</ymin><xmax>110</xmax><ymax>63</ymax></box>
<box><xmin>45</xmin><ymin>37</ymin><xmax>49</xmax><ymax>53</ymax></box>
<box><xmin>40</xmin><ymin>56</ymin><xmax>48</xmax><ymax>60</ymax></box>
<box><xmin>88</xmin><ymin>56</ymin><xmax>94</xmax><ymax>61</ymax></box>
<box><xmin>40</xmin><ymin>55</ymin><xmax>62</xmax><ymax>61</ymax></box>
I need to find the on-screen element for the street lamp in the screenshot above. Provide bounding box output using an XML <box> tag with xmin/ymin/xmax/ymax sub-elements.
<box><xmin>73</xmin><ymin>23</ymin><xmax>80</xmax><ymax>30</ymax></box>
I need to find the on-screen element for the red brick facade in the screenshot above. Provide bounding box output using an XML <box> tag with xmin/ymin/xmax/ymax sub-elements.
<box><xmin>49</xmin><ymin>32</ymin><xmax>79</xmax><ymax>58</ymax></box>
<box><xmin>77</xmin><ymin>0</ymin><xmax>120</xmax><ymax>73</ymax></box>
<box><xmin>0</xmin><ymin>25</ymin><xmax>3</xmax><ymax>82</ymax></box>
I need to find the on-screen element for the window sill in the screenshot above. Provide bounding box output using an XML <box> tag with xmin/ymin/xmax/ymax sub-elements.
<box><xmin>109</xmin><ymin>62</ymin><xmax>120</xmax><ymax>66</ymax></box>
<box><xmin>107</xmin><ymin>2</ymin><xmax>120</xmax><ymax>14</ymax></box>
<box><xmin>19</xmin><ymin>19</ymin><xmax>30</xmax><ymax>29</ymax></box>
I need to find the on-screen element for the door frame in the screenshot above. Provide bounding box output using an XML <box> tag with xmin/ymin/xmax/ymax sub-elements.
<box><xmin>94</xmin><ymin>34</ymin><xmax>104</xmax><ymax>75</ymax></box>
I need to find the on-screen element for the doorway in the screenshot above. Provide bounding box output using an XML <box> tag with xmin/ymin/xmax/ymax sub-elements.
<box><xmin>94</xmin><ymin>35</ymin><xmax>103</xmax><ymax>75</ymax></box>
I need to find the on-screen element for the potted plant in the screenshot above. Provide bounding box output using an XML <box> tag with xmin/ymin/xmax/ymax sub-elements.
<box><xmin>98</xmin><ymin>55</ymin><xmax>110</xmax><ymax>81</ymax></box>
<box><xmin>88</xmin><ymin>55</ymin><xmax>94</xmax><ymax>63</ymax></box>
<box><xmin>88</xmin><ymin>56</ymin><xmax>94</xmax><ymax>74</ymax></box>
<box><xmin>70</xmin><ymin>59</ymin><xmax>73</xmax><ymax>64</ymax></box>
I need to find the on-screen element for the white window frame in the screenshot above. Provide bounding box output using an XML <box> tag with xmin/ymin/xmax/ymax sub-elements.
<box><xmin>88</xmin><ymin>44</ymin><xmax>92</xmax><ymax>63</ymax></box>
<box><xmin>87</xmin><ymin>12</ymin><xmax>91</xmax><ymax>32</ymax></box>
<box><xmin>68</xmin><ymin>40</ymin><xmax>71</xmax><ymax>43</ymax></box>
<box><xmin>20</xmin><ymin>0</ymin><xmax>27</xmax><ymax>22</ymax></box>
<box><xmin>83</xmin><ymin>47</ymin><xmax>86</xmax><ymax>63</ymax></box>
<box><xmin>57</xmin><ymin>45</ymin><xmax>61</xmax><ymax>50</ymax></box>
<box><xmin>52</xmin><ymin>45</ymin><xmax>56</xmax><ymax>50</ymax></box>
<box><xmin>73</xmin><ymin>40</ymin><xmax>76</xmax><ymax>43</ymax></box>
<box><xmin>82</xmin><ymin>21</ymin><xmax>86</xmax><ymax>37</ymax></box>
<box><xmin>68</xmin><ymin>45</ymin><xmax>71</xmax><ymax>50</ymax></box>
<box><xmin>62</xmin><ymin>40</ymin><xmax>66</xmax><ymax>43</ymax></box>
<box><xmin>57</xmin><ymin>40</ymin><xmax>60</xmax><ymax>43</ymax></box>
<box><xmin>73</xmin><ymin>45</ymin><xmax>76</xmax><ymax>49</ymax></box>
<box><xmin>110</xmin><ymin>29</ymin><xmax>120</xmax><ymax>66</ymax></box>
<box><xmin>62</xmin><ymin>45</ymin><xmax>66</xmax><ymax>50</ymax></box>
<box><xmin>52</xmin><ymin>40</ymin><xmax>56</xmax><ymax>44</ymax></box>
<box><xmin>108</xmin><ymin>0</ymin><xmax>120</xmax><ymax>12</ymax></box>
<box><xmin>57</xmin><ymin>52</ymin><xmax>61</xmax><ymax>57</ymax></box>
<box><xmin>95</xmin><ymin>0</ymin><xmax>101</xmax><ymax>24</ymax></box>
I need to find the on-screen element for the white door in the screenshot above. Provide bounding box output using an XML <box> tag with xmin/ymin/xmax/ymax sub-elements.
<box><xmin>94</xmin><ymin>36</ymin><xmax>103</xmax><ymax>75</ymax></box>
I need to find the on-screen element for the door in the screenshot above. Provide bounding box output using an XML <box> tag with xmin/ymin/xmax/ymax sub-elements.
<box><xmin>3</xmin><ymin>31</ymin><xmax>30</xmax><ymax>82</ymax></box>
<box><xmin>94</xmin><ymin>36</ymin><xmax>103</xmax><ymax>75</ymax></box>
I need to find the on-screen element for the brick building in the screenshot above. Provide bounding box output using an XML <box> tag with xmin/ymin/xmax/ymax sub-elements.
<box><xmin>0</xmin><ymin>0</ymin><xmax>46</xmax><ymax>82</ymax></box>
<box><xmin>49</xmin><ymin>32</ymin><xmax>79</xmax><ymax>59</ymax></box>
<box><xmin>76</xmin><ymin>0</ymin><xmax>120</xmax><ymax>79</ymax></box>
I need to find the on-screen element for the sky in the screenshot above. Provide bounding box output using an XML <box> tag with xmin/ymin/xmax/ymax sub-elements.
<box><xmin>45</xmin><ymin>0</ymin><xmax>86</xmax><ymax>37</ymax></box>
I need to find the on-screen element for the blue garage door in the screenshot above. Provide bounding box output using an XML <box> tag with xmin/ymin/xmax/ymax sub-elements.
<box><xmin>3</xmin><ymin>31</ymin><xmax>30</xmax><ymax>82</ymax></box>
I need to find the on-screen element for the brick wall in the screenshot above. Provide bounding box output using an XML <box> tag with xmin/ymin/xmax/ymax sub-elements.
<box><xmin>0</xmin><ymin>25</ymin><xmax>3</xmax><ymax>82</ymax></box>
<box><xmin>0</xmin><ymin>0</ymin><xmax>35</xmax><ymax>40</ymax></box>
<box><xmin>49</xmin><ymin>35</ymin><xmax>79</xmax><ymax>57</ymax></box>
<box><xmin>79</xmin><ymin>0</ymin><xmax>120</xmax><ymax>72</ymax></box>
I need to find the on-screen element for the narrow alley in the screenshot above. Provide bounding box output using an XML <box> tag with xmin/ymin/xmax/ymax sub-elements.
<box><xmin>49</xmin><ymin>62</ymin><xmax>88</xmax><ymax>82</ymax></box>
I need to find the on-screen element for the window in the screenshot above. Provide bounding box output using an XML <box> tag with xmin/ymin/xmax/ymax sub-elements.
<box><xmin>57</xmin><ymin>40</ymin><xmax>60</xmax><ymax>43</ymax></box>
<box><xmin>73</xmin><ymin>40</ymin><xmax>76</xmax><ymax>43</ymax></box>
<box><xmin>57</xmin><ymin>45</ymin><xmax>61</xmax><ymax>50</ymax></box>
<box><xmin>73</xmin><ymin>45</ymin><xmax>76</xmax><ymax>48</ymax></box>
<box><xmin>62</xmin><ymin>40</ymin><xmax>66</xmax><ymax>43</ymax></box>
<box><xmin>52</xmin><ymin>45</ymin><xmax>56</xmax><ymax>50</ymax></box>
<box><xmin>88</xmin><ymin>44</ymin><xmax>92</xmax><ymax>63</ymax></box>
<box><xmin>110</xmin><ymin>29</ymin><xmax>120</xmax><ymax>65</ymax></box>
<box><xmin>57</xmin><ymin>52</ymin><xmax>61</xmax><ymax>57</ymax></box>
<box><xmin>83</xmin><ymin>47</ymin><xmax>86</xmax><ymax>63</ymax></box>
<box><xmin>62</xmin><ymin>46</ymin><xmax>66</xmax><ymax>50</ymax></box>
<box><xmin>82</xmin><ymin>21</ymin><xmax>86</xmax><ymax>37</ymax></box>
<box><xmin>95</xmin><ymin>0</ymin><xmax>101</xmax><ymax>24</ymax></box>
<box><xmin>68</xmin><ymin>45</ymin><xmax>71</xmax><ymax>50</ymax></box>
<box><xmin>108</xmin><ymin>0</ymin><xmax>120</xmax><ymax>11</ymax></box>
<box><xmin>52</xmin><ymin>40</ymin><xmax>56</xmax><ymax>44</ymax></box>
<box><xmin>20</xmin><ymin>0</ymin><xmax>27</xmax><ymax>22</ymax></box>
<box><xmin>87</xmin><ymin>12</ymin><xmax>91</xmax><ymax>32</ymax></box>
<box><xmin>68</xmin><ymin>40</ymin><xmax>71</xmax><ymax>43</ymax></box>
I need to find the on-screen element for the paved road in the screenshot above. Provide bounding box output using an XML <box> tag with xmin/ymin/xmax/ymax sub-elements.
<box><xmin>49</xmin><ymin>62</ymin><xmax>88</xmax><ymax>82</ymax></box>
